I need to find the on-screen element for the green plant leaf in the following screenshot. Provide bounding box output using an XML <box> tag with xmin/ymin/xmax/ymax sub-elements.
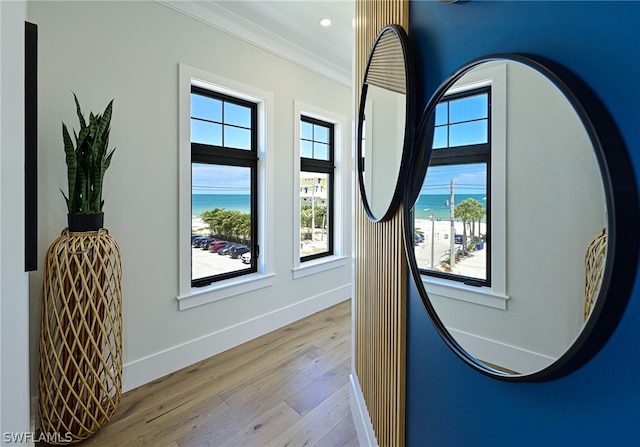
<box><xmin>60</xmin><ymin>188</ymin><xmax>70</xmax><ymax>210</ymax></box>
<box><xmin>73</xmin><ymin>92</ymin><xmax>87</xmax><ymax>130</ymax></box>
<box><xmin>77</xmin><ymin>163</ymin><xmax>87</xmax><ymax>213</ymax></box>
<box><xmin>63</xmin><ymin>95</ymin><xmax>115</xmax><ymax>214</ymax></box>
<box><xmin>62</xmin><ymin>123</ymin><xmax>77</xmax><ymax>213</ymax></box>
<box><xmin>95</xmin><ymin>100</ymin><xmax>113</xmax><ymax>138</ymax></box>
<box><xmin>75</xmin><ymin>125</ymin><xmax>90</xmax><ymax>150</ymax></box>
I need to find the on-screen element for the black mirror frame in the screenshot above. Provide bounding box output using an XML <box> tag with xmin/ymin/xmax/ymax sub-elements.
<box><xmin>403</xmin><ymin>53</ymin><xmax>639</xmax><ymax>381</ymax></box>
<box><xmin>357</xmin><ymin>24</ymin><xmax>416</xmax><ymax>222</ymax></box>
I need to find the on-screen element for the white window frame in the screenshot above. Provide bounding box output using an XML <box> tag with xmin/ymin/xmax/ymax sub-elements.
<box><xmin>420</xmin><ymin>62</ymin><xmax>509</xmax><ymax>310</ymax></box>
<box><xmin>177</xmin><ymin>64</ymin><xmax>274</xmax><ymax>310</ymax></box>
<box><xmin>292</xmin><ymin>100</ymin><xmax>348</xmax><ymax>279</ymax></box>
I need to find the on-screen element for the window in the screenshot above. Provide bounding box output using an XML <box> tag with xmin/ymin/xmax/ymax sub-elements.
<box><xmin>299</xmin><ymin>116</ymin><xmax>334</xmax><ymax>261</ymax></box>
<box><xmin>191</xmin><ymin>87</ymin><xmax>258</xmax><ymax>287</ymax></box>
<box><xmin>292</xmin><ymin>100</ymin><xmax>347</xmax><ymax>279</ymax></box>
<box><xmin>178</xmin><ymin>64</ymin><xmax>275</xmax><ymax>310</ymax></box>
<box><xmin>415</xmin><ymin>87</ymin><xmax>491</xmax><ymax>287</ymax></box>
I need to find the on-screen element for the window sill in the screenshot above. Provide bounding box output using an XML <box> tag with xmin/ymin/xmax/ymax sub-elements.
<box><xmin>292</xmin><ymin>255</ymin><xmax>348</xmax><ymax>279</ymax></box>
<box><xmin>421</xmin><ymin>275</ymin><xmax>509</xmax><ymax>310</ymax></box>
<box><xmin>177</xmin><ymin>272</ymin><xmax>276</xmax><ymax>311</ymax></box>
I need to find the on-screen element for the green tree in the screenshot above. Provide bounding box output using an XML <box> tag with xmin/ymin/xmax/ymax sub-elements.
<box><xmin>300</xmin><ymin>205</ymin><xmax>313</xmax><ymax>239</ymax></box>
<box><xmin>200</xmin><ymin>208</ymin><xmax>252</xmax><ymax>243</ymax></box>
<box><xmin>300</xmin><ymin>204</ymin><xmax>328</xmax><ymax>240</ymax></box>
<box><xmin>455</xmin><ymin>198</ymin><xmax>485</xmax><ymax>253</ymax></box>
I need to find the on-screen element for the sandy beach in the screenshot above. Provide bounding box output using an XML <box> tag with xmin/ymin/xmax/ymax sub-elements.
<box><xmin>192</xmin><ymin>216</ymin><xmax>208</xmax><ymax>232</ymax></box>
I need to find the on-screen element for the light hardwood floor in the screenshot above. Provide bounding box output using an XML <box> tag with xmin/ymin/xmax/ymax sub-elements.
<box><xmin>57</xmin><ymin>300</ymin><xmax>357</xmax><ymax>447</ymax></box>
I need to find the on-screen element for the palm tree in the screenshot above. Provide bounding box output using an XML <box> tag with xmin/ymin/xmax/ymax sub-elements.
<box><xmin>455</xmin><ymin>198</ymin><xmax>485</xmax><ymax>253</ymax></box>
<box><xmin>200</xmin><ymin>208</ymin><xmax>252</xmax><ymax>242</ymax></box>
<box><xmin>300</xmin><ymin>205</ymin><xmax>313</xmax><ymax>240</ymax></box>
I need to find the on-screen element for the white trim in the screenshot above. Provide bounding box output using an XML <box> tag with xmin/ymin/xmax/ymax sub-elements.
<box><xmin>349</xmin><ymin>373</ymin><xmax>379</xmax><ymax>447</ymax></box>
<box><xmin>293</xmin><ymin>100</ymin><xmax>348</xmax><ymax>277</ymax></box>
<box><xmin>178</xmin><ymin>63</ymin><xmax>275</xmax><ymax>309</ymax></box>
<box><xmin>490</xmin><ymin>62</ymin><xmax>508</xmax><ymax>299</ymax></box>
<box><xmin>448</xmin><ymin>328</ymin><xmax>556</xmax><ymax>375</ymax></box>
<box><xmin>157</xmin><ymin>0</ymin><xmax>350</xmax><ymax>87</ymax></box>
<box><xmin>124</xmin><ymin>285</ymin><xmax>351</xmax><ymax>392</ymax></box>
<box><xmin>292</xmin><ymin>255</ymin><xmax>348</xmax><ymax>280</ymax></box>
<box><xmin>177</xmin><ymin>273</ymin><xmax>276</xmax><ymax>311</ymax></box>
<box><xmin>423</xmin><ymin>276</ymin><xmax>509</xmax><ymax>310</ymax></box>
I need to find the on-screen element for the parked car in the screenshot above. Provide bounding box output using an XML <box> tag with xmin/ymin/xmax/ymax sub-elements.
<box><xmin>193</xmin><ymin>236</ymin><xmax>214</xmax><ymax>248</ymax></box>
<box><xmin>241</xmin><ymin>252</ymin><xmax>251</xmax><ymax>264</ymax></box>
<box><xmin>414</xmin><ymin>233</ymin><xmax>424</xmax><ymax>244</ymax></box>
<box><xmin>192</xmin><ymin>236</ymin><xmax>206</xmax><ymax>247</ymax></box>
<box><xmin>198</xmin><ymin>237</ymin><xmax>215</xmax><ymax>249</ymax></box>
<box><xmin>230</xmin><ymin>246</ymin><xmax>250</xmax><ymax>259</ymax></box>
<box><xmin>208</xmin><ymin>240</ymin><xmax>228</xmax><ymax>253</ymax></box>
<box><xmin>218</xmin><ymin>244</ymin><xmax>242</xmax><ymax>255</ymax></box>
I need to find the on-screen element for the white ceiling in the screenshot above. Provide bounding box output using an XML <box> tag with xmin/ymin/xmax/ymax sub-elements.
<box><xmin>159</xmin><ymin>0</ymin><xmax>355</xmax><ymax>86</ymax></box>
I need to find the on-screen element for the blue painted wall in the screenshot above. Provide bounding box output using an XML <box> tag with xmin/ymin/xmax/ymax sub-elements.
<box><xmin>406</xmin><ymin>2</ymin><xmax>640</xmax><ymax>446</ymax></box>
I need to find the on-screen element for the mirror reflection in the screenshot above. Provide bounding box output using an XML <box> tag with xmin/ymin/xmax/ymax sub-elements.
<box><xmin>362</xmin><ymin>84</ymin><xmax>407</xmax><ymax>219</ymax></box>
<box><xmin>411</xmin><ymin>58</ymin><xmax>609</xmax><ymax>376</ymax></box>
<box><xmin>358</xmin><ymin>25</ymin><xmax>413</xmax><ymax>222</ymax></box>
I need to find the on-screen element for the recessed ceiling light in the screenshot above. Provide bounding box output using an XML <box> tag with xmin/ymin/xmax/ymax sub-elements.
<box><xmin>319</xmin><ymin>18</ymin><xmax>332</xmax><ymax>27</ymax></box>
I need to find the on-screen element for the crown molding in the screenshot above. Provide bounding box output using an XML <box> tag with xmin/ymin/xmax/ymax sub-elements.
<box><xmin>157</xmin><ymin>0</ymin><xmax>351</xmax><ymax>87</ymax></box>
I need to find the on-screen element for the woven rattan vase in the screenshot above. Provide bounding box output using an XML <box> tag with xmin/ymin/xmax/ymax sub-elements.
<box><xmin>38</xmin><ymin>228</ymin><xmax>123</xmax><ymax>444</ymax></box>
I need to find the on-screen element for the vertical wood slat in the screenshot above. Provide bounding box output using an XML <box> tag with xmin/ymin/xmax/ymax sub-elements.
<box><xmin>354</xmin><ymin>1</ymin><xmax>408</xmax><ymax>447</ymax></box>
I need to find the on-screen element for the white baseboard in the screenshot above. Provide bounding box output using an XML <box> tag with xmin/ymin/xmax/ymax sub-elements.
<box><xmin>448</xmin><ymin>327</ymin><xmax>556</xmax><ymax>374</ymax></box>
<box><xmin>349</xmin><ymin>372</ymin><xmax>378</xmax><ymax>447</ymax></box>
<box><xmin>123</xmin><ymin>284</ymin><xmax>351</xmax><ymax>392</ymax></box>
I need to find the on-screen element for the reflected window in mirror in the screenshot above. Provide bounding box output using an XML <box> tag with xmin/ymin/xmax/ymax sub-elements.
<box><xmin>300</xmin><ymin>116</ymin><xmax>334</xmax><ymax>261</ymax></box>
<box><xmin>417</xmin><ymin>87</ymin><xmax>490</xmax><ymax>286</ymax></box>
<box><xmin>414</xmin><ymin>63</ymin><xmax>508</xmax><ymax>309</ymax></box>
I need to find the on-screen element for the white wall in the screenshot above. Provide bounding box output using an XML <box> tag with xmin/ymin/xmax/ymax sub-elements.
<box><xmin>1</xmin><ymin>1</ymin><xmax>31</xmax><ymax>444</ymax></box>
<box><xmin>27</xmin><ymin>0</ymin><xmax>352</xmax><ymax>391</ymax></box>
<box><xmin>428</xmin><ymin>61</ymin><xmax>607</xmax><ymax>373</ymax></box>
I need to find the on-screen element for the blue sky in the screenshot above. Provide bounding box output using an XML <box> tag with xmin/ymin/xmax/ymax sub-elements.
<box><xmin>420</xmin><ymin>163</ymin><xmax>487</xmax><ymax>196</ymax></box>
<box><xmin>192</xmin><ymin>163</ymin><xmax>250</xmax><ymax>195</ymax></box>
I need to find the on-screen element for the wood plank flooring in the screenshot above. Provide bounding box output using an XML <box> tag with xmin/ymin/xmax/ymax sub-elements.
<box><xmin>57</xmin><ymin>300</ymin><xmax>357</xmax><ymax>447</ymax></box>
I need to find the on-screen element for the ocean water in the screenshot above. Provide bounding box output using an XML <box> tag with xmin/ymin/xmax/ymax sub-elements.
<box><xmin>193</xmin><ymin>193</ymin><xmax>484</xmax><ymax>221</ymax></box>
<box><xmin>192</xmin><ymin>194</ymin><xmax>250</xmax><ymax>217</ymax></box>
<box><xmin>413</xmin><ymin>193</ymin><xmax>486</xmax><ymax>221</ymax></box>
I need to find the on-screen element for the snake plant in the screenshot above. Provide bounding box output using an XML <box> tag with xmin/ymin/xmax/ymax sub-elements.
<box><xmin>61</xmin><ymin>94</ymin><xmax>115</xmax><ymax>214</ymax></box>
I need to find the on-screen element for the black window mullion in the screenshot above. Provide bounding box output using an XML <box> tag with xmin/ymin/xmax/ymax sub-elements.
<box><xmin>301</xmin><ymin>158</ymin><xmax>334</xmax><ymax>174</ymax></box>
<box><xmin>430</xmin><ymin>146</ymin><xmax>489</xmax><ymax>167</ymax></box>
<box><xmin>192</xmin><ymin>143</ymin><xmax>257</xmax><ymax>163</ymax></box>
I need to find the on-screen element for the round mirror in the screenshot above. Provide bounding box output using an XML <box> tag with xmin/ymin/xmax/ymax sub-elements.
<box><xmin>357</xmin><ymin>24</ymin><xmax>415</xmax><ymax>222</ymax></box>
<box><xmin>404</xmin><ymin>54</ymin><xmax>638</xmax><ymax>381</ymax></box>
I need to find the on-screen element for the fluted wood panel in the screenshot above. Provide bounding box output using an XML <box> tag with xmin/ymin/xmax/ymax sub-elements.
<box><xmin>354</xmin><ymin>1</ymin><xmax>408</xmax><ymax>447</ymax></box>
<box><xmin>365</xmin><ymin>28</ymin><xmax>407</xmax><ymax>94</ymax></box>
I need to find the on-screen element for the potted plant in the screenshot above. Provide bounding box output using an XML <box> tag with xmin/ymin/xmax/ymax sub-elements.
<box><xmin>38</xmin><ymin>93</ymin><xmax>123</xmax><ymax>443</ymax></box>
<box><xmin>62</xmin><ymin>93</ymin><xmax>115</xmax><ymax>232</ymax></box>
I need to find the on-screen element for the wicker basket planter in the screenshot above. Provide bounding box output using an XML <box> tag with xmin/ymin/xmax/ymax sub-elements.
<box><xmin>38</xmin><ymin>228</ymin><xmax>122</xmax><ymax>444</ymax></box>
